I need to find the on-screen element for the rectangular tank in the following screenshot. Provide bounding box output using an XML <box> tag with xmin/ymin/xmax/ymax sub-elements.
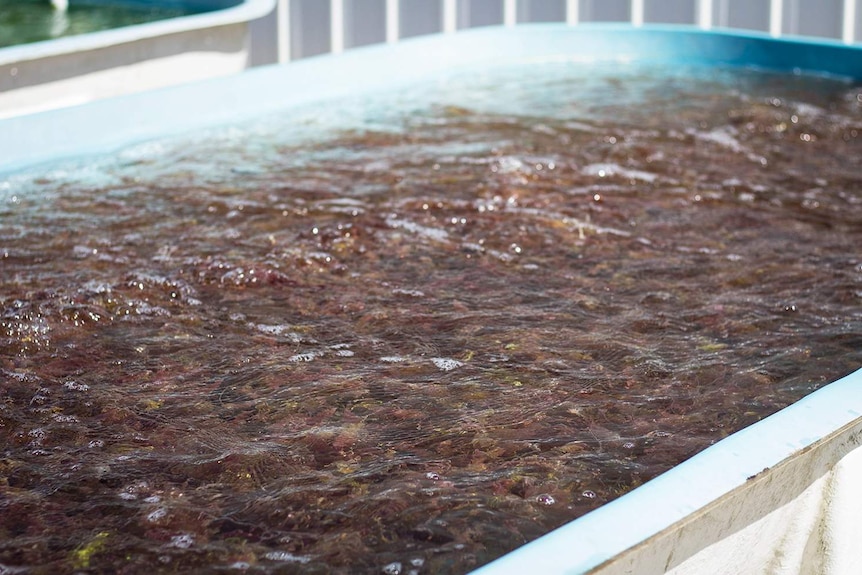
<box><xmin>1</xmin><ymin>19</ymin><xmax>861</xmax><ymax>575</ymax></box>
<box><xmin>0</xmin><ymin>0</ymin><xmax>274</xmax><ymax>117</ymax></box>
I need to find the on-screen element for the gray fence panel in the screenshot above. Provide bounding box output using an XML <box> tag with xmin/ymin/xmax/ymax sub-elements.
<box><xmin>784</xmin><ymin>0</ymin><xmax>844</xmax><ymax>39</ymax></box>
<box><xmin>345</xmin><ymin>0</ymin><xmax>387</xmax><ymax>47</ymax></box>
<box><xmin>291</xmin><ymin>0</ymin><xmax>330</xmax><ymax>58</ymax></box>
<box><xmin>714</xmin><ymin>0</ymin><xmax>770</xmax><ymax>32</ymax></box>
<box><xmin>580</xmin><ymin>0</ymin><xmax>631</xmax><ymax>22</ymax></box>
<box><xmin>458</xmin><ymin>0</ymin><xmax>505</xmax><ymax>28</ymax></box>
<box><xmin>400</xmin><ymin>0</ymin><xmax>443</xmax><ymax>37</ymax></box>
<box><xmin>518</xmin><ymin>0</ymin><xmax>566</xmax><ymax>22</ymax></box>
<box><xmin>644</xmin><ymin>0</ymin><xmax>696</xmax><ymax>24</ymax></box>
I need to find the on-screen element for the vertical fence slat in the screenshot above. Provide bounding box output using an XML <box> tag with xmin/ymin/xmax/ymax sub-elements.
<box><xmin>504</xmin><ymin>0</ymin><xmax>517</xmax><ymax>26</ymax></box>
<box><xmin>698</xmin><ymin>0</ymin><xmax>713</xmax><ymax>28</ymax></box>
<box><xmin>330</xmin><ymin>0</ymin><xmax>344</xmax><ymax>53</ymax></box>
<box><xmin>386</xmin><ymin>0</ymin><xmax>399</xmax><ymax>42</ymax></box>
<box><xmin>443</xmin><ymin>0</ymin><xmax>457</xmax><ymax>32</ymax></box>
<box><xmin>566</xmin><ymin>0</ymin><xmax>579</xmax><ymax>24</ymax></box>
<box><xmin>277</xmin><ymin>0</ymin><xmax>291</xmax><ymax>62</ymax></box>
<box><xmin>769</xmin><ymin>0</ymin><xmax>783</xmax><ymax>36</ymax></box>
<box><xmin>631</xmin><ymin>0</ymin><xmax>644</xmax><ymax>26</ymax></box>
<box><xmin>843</xmin><ymin>0</ymin><xmax>856</xmax><ymax>42</ymax></box>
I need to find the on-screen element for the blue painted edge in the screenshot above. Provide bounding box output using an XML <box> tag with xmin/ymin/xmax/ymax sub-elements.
<box><xmin>0</xmin><ymin>0</ymin><xmax>274</xmax><ymax>66</ymax></box>
<box><xmin>2</xmin><ymin>24</ymin><xmax>861</xmax><ymax>175</ymax></box>
<box><xmin>471</xmin><ymin>366</ymin><xmax>862</xmax><ymax>575</ymax></box>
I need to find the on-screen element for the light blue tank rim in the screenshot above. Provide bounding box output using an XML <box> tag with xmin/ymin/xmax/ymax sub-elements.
<box><xmin>0</xmin><ymin>0</ymin><xmax>274</xmax><ymax>66</ymax></box>
<box><xmin>2</xmin><ymin>23</ymin><xmax>861</xmax><ymax>175</ymax></box>
<box><xmin>470</xmin><ymin>367</ymin><xmax>862</xmax><ymax>575</ymax></box>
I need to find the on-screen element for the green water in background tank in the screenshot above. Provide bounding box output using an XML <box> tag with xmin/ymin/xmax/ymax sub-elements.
<box><xmin>0</xmin><ymin>0</ymin><xmax>218</xmax><ymax>48</ymax></box>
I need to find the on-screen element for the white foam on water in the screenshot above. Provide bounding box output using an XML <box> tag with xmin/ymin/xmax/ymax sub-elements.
<box><xmin>169</xmin><ymin>534</ymin><xmax>194</xmax><ymax>549</ymax></box>
<box><xmin>386</xmin><ymin>216</ymin><xmax>449</xmax><ymax>242</ymax></box>
<box><xmin>263</xmin><ymin>551</ymin><xmax>312</xmax><ymax>563</ymax></box>
<box><xmin>431</xmin><ymin>357</ymin><xmax>464</xmax><ymax>371</ymax></box>
<box><xmin>582</xmin><ymin>163</ymin><xmax>658</xmax><ymax>183</ymax></box>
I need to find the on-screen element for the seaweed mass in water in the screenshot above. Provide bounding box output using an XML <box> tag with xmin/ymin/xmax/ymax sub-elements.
<box><xmin>1</xmin><ymin>62</ymin><xmax>861</xmax><ymax>574</ymax></box>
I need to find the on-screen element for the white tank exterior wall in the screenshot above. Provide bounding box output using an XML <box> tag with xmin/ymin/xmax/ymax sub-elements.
<box><xmin>591</xmin><ymin>421</ymin><xmax>862</xmax><ymax>575</ymax></box>
<box><xmin>668</xmin><ymin>442</ymin><xmax>862</xmax><ymax>575</ymax></box>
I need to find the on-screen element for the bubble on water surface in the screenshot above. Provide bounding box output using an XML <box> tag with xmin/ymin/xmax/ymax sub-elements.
<box><xmin>487</xmin><ymin>249</ymin><xmax>514</xmax><ymax>262</ymax></box>
<box><xmin>495</xmin><ymin>156</ymin><xmax>525</xmax><ymax>174</ymax></box>
<box><xmin>63</xmin><ymin>380</ymin><xmax>90</xmax><ymax>392</ymax></box>
<box><xmin>536</xmin><ymin>494</ymin><xmax>556</xmax><ymax>505</ymax></box>
<box><xmin>581</xmin><ymin>490</ymin><xmax>597</xmax><ymax>499</ymax></box>
<box><xmin>306</xmin><ymin>251</ymin><xmax>333</xmax><ymax>263</ymax></box>
<box><xmin>425</xmin><ymin>472</ymin><xmax>441</xmax><ymax>481</ymax></box>
<box><xmin>380</xmin><ymin>356</ymin><xmax>407</xmax><ymax>363</ymax></box>
<box><xmin>125</xmin><ymin>301</ymin><xmax>170</xmax><ymax>317</ymax></box>
<box><xmin>264</xmin><ymin>551</ymin><xmax>312</xmax><ymax>563</ymax></box>
<box><xmin>386</xmin><ymin>216</ymin><xmax>449</xmax><ymax>242</ymax></box>
<box><xmin>72</xmin><ymin>245</ymin><xmax>98</xmax><ymax>259</ymax></box>
<box><xmin>255</xmin><ymin>323</ymin><xmax>288</xmax><ymax>335</ymax></box>
<box><xmin>27</xmin><ymin>428</ymin><xmax>46</xmax><ymax>445</ymax></box>
<box><xmin>147</xmin><ymin>508</ymin><xmax>168</xmax><ymax>523</ymax></box>
<box><xmin>289</xmin><ymin>352</ymin><xmax>322</xmax><ymax>363</ymax></box>
<box><xmin>583</xmin><ymin>163</ymin><xmax>657</xmax><ymax>183</ymax></box>
<box><xmin>253</xmin><ymin>323</ymin><xmax>304</xmax><ymax>343</ymax></box>
<box><xmin>51</xmin><ymin>413</ymin><xmax>79</xmax><ymax>423</ymax></box>
<box><xmin>392</xmin><ymin>288</ymin><xmax>425</xmax><ymax>297</ymax></box>
<box><xmin>169</xmin><ymin>534</ymin><xmax>194</xmax><ymax>549</ymax></box>
<box><xmin>381</xmin><ymin>562</ymin><xmax>402</xmax><ymax>575</ymax></box>
<box><xmin>431</xmin><ymin>358</ymin><xmax>464</xmax><ymax>371</ymax></box>
<box><xmin>231</xmin><ymin>165</ymin><xmax>262</xmax><ymax>175</ymax></box>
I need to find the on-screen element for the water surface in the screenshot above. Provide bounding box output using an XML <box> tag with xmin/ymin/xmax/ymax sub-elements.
<box><xmin>1</xmin><ymin>62</ymin><xmax>861</xmax><ymax>574</ymax></box>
